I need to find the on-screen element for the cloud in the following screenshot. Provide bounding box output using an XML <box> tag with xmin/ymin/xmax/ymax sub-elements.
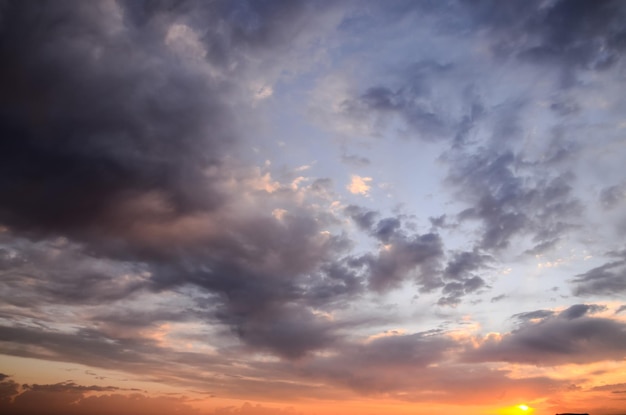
<box><xmin>462</xmin><ymin>0</ymin><xmax>626</xmax><ymax>75</ymax></box>
<box><xmin>344</xmin><ymin>205</ymin><xmax>378</xmax><ymax>230</ymax></box>
<box><xmin>347</xmin><ymin>175</ymin><xmax>373</xmax><ymax>195</ymax></box>
<box><xmin>0</xmin><ymin>0</ymin><xmax>366</xmax><ymax>362</ymax></box>
<box><xmin>0</xmin><ymin>376</ymin><xmax>202</xmax><ymax>415</ymax></box>
<box><xmin>464</xmin><ymin>305</ymin><xmax>626</xmax><ymax>365</ymax></box>
<box><xmin>212</xmin><ymin>402</ymin><xmax>300</xmax><ymax>415</ymax></box>
<box><xmin>512</xmin><ymin>309</ymin><xmax>555</xmax><ymax>323</ymax></box>
<box><xmin>360</xmin><ymin>232</ymin><xmax>443</xmax><ymax>293</ymax></box>
<box><xmin>283</xmin><ymin>330</ymin><xmax>564</xmax><ymax>404</ymax></box>
<box><xmin>600</xmin><ymin>183</ymin><xmax>626</xmax><ymax>209</ymax></box>
<box><xmin>438</xmin><ymin>250</ymin><xmax>491</xmax><ymax>306</ymax></box>
<box><xmin>341</xmin><ymin>153</ymin><xmax>371</xmax><ymax>167</ymax></box>
<box><xmin>0</xmin><ymin>1</ymin><xmax>625</xmax><ymax>411</ymax></box>
<box><xmin>571</xmin><ymin>254</ymin><xmax>626</xmax><ymax>296</ymax></box>
<box><xmin>0</xmin><ymin>1</ymin><xmax>237</xmax><ymax>238</ymax></box>
<box><xmin>449</xmin><ymin>151</ymin><xmax>580</xmax><ymax>252</ymax></box>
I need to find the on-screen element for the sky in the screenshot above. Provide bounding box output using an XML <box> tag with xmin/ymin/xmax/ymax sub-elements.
<box><xmin>1</xmin><ymin>1</ymin><xmax>626</xmax><ymax>414</ymax></box>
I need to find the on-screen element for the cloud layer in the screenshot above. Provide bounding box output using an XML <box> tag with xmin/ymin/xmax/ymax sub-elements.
<box><xmin>1</xmin><ymin>1</ymin><xmax>626</xmax><ymax>414</ymax></box>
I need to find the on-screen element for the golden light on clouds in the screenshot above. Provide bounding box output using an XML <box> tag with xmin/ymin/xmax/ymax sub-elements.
<box><xmin>347</xmin><ymin>174</ymin><xmax>372</xmax><ymax>195</ymax></box>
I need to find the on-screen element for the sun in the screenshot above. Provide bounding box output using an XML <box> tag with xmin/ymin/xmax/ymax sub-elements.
<box><xmin>496</xmin><ymin>403</ymin><xmax>534</xmax><ymax>415</ymax></box>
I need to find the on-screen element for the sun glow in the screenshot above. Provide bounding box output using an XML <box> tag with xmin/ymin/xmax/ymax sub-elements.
<box><xmin>496</xmin><ymin>404</ymin><xmax>534</xmax><ymax>415</ymax></box>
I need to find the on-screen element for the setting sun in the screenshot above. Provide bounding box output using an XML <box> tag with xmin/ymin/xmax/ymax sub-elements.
<box><xmin>496</xmin><ymin>404</ymin><xmax>535</xmax><ymax>415</ymax></box>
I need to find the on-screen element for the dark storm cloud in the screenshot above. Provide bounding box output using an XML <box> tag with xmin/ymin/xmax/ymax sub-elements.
<box><xmin>571</xmin><ymin>256</ymin><xmax>626</xmax><ymax>296</ymax></box>
<box><xmin>0</xmin><ymin>0</ymin><xmax>235</xmax><ymax>237</ymax></box>
<box><xmin>0</xmin><ymin>0</ymin><xmax>365</xmax><ymax>360</ymax></box>
<box><xmin>464</xmin><ymin>306</ymin><xmax>626</xmax><ymax>365</ymax></box>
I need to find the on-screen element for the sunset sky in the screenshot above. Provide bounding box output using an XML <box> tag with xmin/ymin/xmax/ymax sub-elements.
<box><xmin>1</xmin><ymin>1</ymin><xmax>626</xmax><ymax>414</ymax></box>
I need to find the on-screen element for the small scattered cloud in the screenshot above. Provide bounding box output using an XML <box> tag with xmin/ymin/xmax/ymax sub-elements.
<box><xmin>347</xmin><ymin>175</ymin><xmax>373</xmax><ymax>196</ymax></box>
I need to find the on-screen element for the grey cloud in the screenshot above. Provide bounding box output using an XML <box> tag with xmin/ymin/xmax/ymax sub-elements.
<box><xmin>341</xmin><ymin>153</ymin><xmax>371</xmax><ymax>167</ymax></box>
<box><xmin>344</xmin><ymin>206</ymin><xmax>405</xmax><ymax>242</ymax></box>
<box><xmin>346</xmin><ymin>208</ymin><xmax>484</xmax><ymax>303</ymax></box>
<box><xmin>212</xmin><ymin>402</ymin><xmax>300</xmax><ymax>415</ymax></box>
<box><xmin>550</xmin><ymin>96</ymin><xmax>581</xmax><ymax>116</ymax></box>
<box><xmin>0</xmin><ymin>325</ymin><xmax>164</xmax><ymax>368</ymax></box>
<box><xmin>438</xmin><ymin>276</ymin><xmax>487</xmax><ymax>307</ymax></box>
<box><xmin>572</xmin><ymin>257</ymin><xmax>626</xmax><ymax>296</ymax></box>
<box><xmin>21</xmin><ymin>382</ymin><xmax>127</xmax><ymax>394</ymax></box>
<box><xmin>361</xmin><ymin>232</ymin><xmax>443</xmax><ymax>293</ymax></box>
<box><xmin>513</xmin><ymin>309</ymin><xmax>555</xmax><ymax>323</ymax></box>
<box><xmin>300</xmin><ymin>331</ymin><xmax>456</xmax><ymax>394</ymax></box>
<box><xmin>0</xmin><ymin>375</ymin><xmax>19</xmax><ymax>402</ymax></box>
<box><xmin>230</xmin><ymin>304</ymin><xmax>337</xmax><ymax>359</ymax></box>
<box><xmin>0</xmin><ymin>380</ymin><xmax>202</xmax><ymax>415</ymax></box>
<box><xmin>0</xmin><ymin>1</ymin><xmax>234</xmax><ymax>238</ymax></box>
<box><xmin>339</xmin><ymin>62</ymin><xmax>457</xmax><ymax>142</ymax></box>
<box><xmin>308</xmin><ymin>261</ymin><xmax>364</xmax><ymax>306</ymax></box>
<box><xmin>600</xmin><ymin>183</ymin><xmax>626</xmax><ymax>209</ymax></box>
<box><xmin>0</xmin><ymin>323</ymin><xmax>259</xmax><ymax>393</ymax></box>
<box><xmin>450</xmin><ymin>150</ymin><xmax>580</xmax><ymax>251</ymax></box>
<box><xmin>559</xmin><ymin>304</ymin><xmax>607</xmax><ymax>320</ymax></box>
<box><xmin>443</xmin><ymin>250</ymin><xmax>492</xmax><ymax>281</ymax></box>
<box><xmin>291</xmin><ymin>330</ymin><xmax>563</xmax><ymax>402</ymax></box>
<box><xmin>0</xmin><ymin>0</ymin><xmax>369</xmax><ymax>361</ymax></box>
<box><xmin>591</xmin><ymin>382</ymin><xmax>626</xmax><ymax>393</ymax></box>
<box><xmin>429</xmin><ymin>214</ymin><xmax>448</xmax><ymax>229</ymax></box>
<box><xmin>372</xmin><ymin>217</ymin><xmax>402</xmax><ymax>243</ymax></box>
<box><xmin>148</xmin><ymin>214</ymin><xmax>355</xmax><ymax>358</ymax></box>
<box><xmin>524</xmin><ymin>238</ymin><xmax>560</xmax><ymax>256</ymax></box>
<box><xmin>309</xmin><ymin>178</ymin><xmax>333</xmax><ymax>193</ymax></box>
<box><xmin>490</xmin><ymin>294</ymin><xmax>507</xmax><ymax>303</ymax></box>
<box><xmin>465</xmin><ymin>0</ymin><xmax>626</xmax><ymax>75</ymax></box>
<box><xmin>336</xmin><ymin>3</ymin><xmax>592</xmax><ymax>260</ymax></box>
<box><xmin>344</xmin><ymin>205</ymin><xmax>378</xmax><ymax>231</ymax></box>
<box><xmin>0</xmin><ymin>235</ymin><xmax>150</xmax><ymax>308</ymax></box>
<box><xmin>464</xmin><ymin>309</ymin><xmax>626</xmax><ymax>365</ymax></box>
